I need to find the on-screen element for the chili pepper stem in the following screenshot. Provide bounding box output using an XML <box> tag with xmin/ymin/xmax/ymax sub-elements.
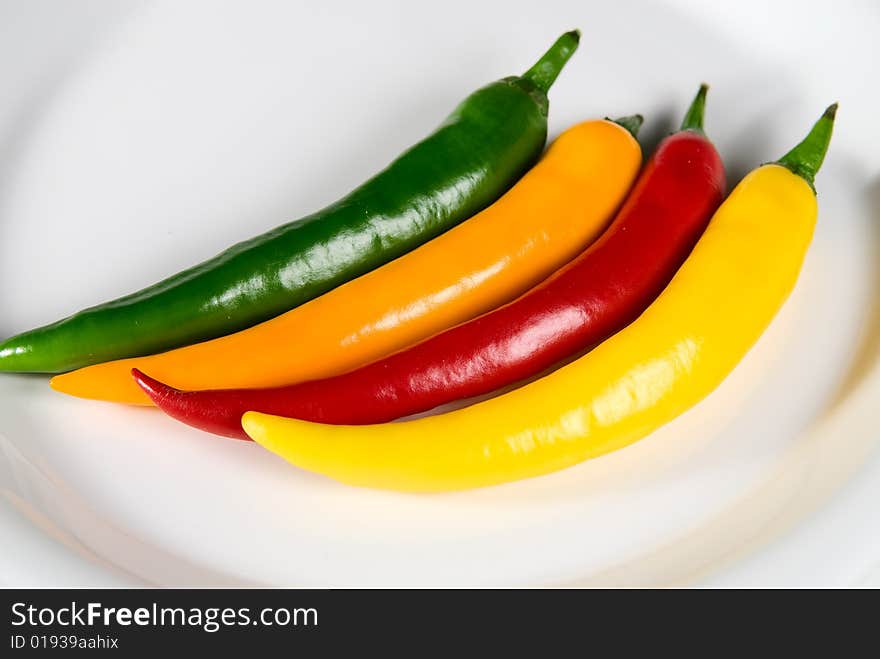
<box><xmin>610</xmin><ymin>114</ymin><xmax>644</xmax><ymax>139</ymax></box>
<box><xmin>776</xmin><ymin>103</ymin><xmax>838</xmax><ymax>193</ymax></box>
<box><xmin>522</xmin><ymin>30</ymin><xmax>581</xmax><ymax>94</ymax></box>
<box><xmin>680</xmin><ymin>83</ymin><xmax>709</xmax><ymax>134</ymax></box>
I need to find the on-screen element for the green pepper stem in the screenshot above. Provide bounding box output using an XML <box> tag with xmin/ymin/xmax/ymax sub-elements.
<box><xmin>680</xmin><ymin>83</ymin><xmax>709</xmax><ymax>133</ymax></box>
<box><xmin>775</xmin><ymin>103</ymin><xmax>838</xmax><ymax>192</ymax></box>
<box><xmin>609</xmin><ymin>114</ymin><xmax>644</xmax><ymax>139</ymax></box>
<box><xmin>522</xmin><ymin>30</ymin><xmax>581</xmax><ymax>94</ymax></box>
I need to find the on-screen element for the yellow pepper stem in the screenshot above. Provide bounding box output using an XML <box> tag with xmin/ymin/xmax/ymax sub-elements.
<box><xmin>776</xmin><ymin>103</ymin><xmax>838</xmax><ymax>192</ymax></box>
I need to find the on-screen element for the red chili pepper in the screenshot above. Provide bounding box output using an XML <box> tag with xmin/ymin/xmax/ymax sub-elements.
<box><xmin>134</xmin><ymin>85</ymin><xmax>726</xmax><ymax>440</ymax></box>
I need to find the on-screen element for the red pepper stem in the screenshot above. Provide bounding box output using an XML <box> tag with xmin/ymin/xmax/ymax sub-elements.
<box><xmin>610</xmin><ymin>114</ymin><xmax>644</xmax><ymax>139</ymax></box>
<box><xmin>522</xmin><ymin>30</ymin><xmax>581</xmax><ymax>94</ymax></box>
<box><xmin>680</xmin><ymin>83</ymin><xmax>709</xmax><ymax>134</ymax></box>
<box><xmin>775</xmin><ymin>103</ymin><xmax>838</xmax><ymax>193</ymax></box>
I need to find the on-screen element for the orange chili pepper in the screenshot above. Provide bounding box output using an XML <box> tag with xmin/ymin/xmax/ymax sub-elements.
<box><xmin>50</xmin><ymin>118</ymin><xmax>643</xmax><ymax>405</ymax></box>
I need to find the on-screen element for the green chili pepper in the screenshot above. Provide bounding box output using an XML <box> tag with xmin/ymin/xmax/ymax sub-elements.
<box><xmin>0</xmin><ymin>30</ymin><xmax>580</xmax><ymax>374</ymax></box>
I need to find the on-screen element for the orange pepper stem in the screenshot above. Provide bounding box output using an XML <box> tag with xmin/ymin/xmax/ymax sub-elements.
<box><xmin>610</xmin><ymin>114</ymin><xmax>644</xmax><ymax>139</ymax></box>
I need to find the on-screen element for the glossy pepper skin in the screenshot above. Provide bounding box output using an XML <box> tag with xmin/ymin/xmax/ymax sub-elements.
<box><xmin>134</xmin><ymin>87</ymin><xmax>725</xmax><ymax>439</ymax></box>
<box><xmin>52</xmin><ymin>117</ymin><xmax>644</xmax><ymax>405</ymax></box>
<box><xmin>0</xmin><ymin>31</ymin><xmax>580</xmax><ymax>374</ymax></box>
<box><xmin>242</xmin><ymin>105</ymin><xmax>836</xmax><ymax>492</ymax></box>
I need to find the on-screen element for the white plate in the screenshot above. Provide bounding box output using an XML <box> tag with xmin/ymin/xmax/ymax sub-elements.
<box><xmin>1</xmin><ymin>0</ymin><xmax>878</xmax><ymax>587</ymax></box>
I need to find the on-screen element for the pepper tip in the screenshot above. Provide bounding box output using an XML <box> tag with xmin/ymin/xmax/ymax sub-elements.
<box><xmin>824</xmin><ymin>102</ymin><xmax>839</xmax><ymax>120</ymax></box>
<box><xmin>131</xmin><ymin>368</ymin><xmax>177</xmax><ymax>402</ymax></box>
<box><xmin>240</xmin><ymin>412</ymin><xmax>266</xmax><ymax>444</ymax></box>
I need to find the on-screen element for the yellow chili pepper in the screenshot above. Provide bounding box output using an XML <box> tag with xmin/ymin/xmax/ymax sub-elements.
<box><xmin>50</xmin><ymin>118</ymin><xmax>643</xmax><ymax>405</ymax></box>
<box><xmin>243</xmin><ymin>105</ymin><xmax>836</xmax><ymax>492</ymax></box>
